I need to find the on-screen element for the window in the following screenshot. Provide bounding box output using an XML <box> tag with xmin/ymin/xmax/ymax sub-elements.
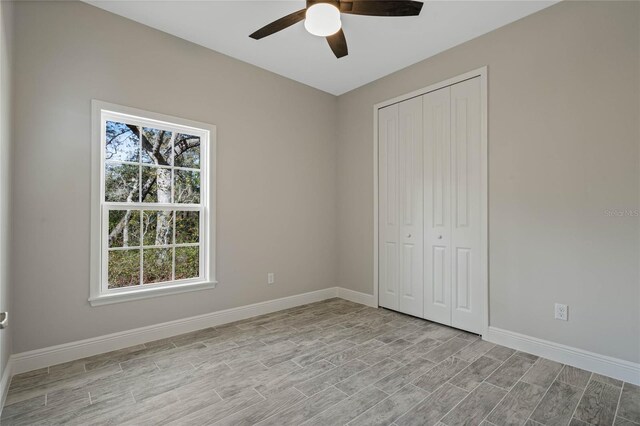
<box><xmin>90</xmin><ymin>101</ymin><xmax>216</xmax><ymax>306</ymax></box>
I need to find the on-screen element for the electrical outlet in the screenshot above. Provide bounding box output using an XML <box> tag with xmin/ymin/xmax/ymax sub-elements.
<box><xmin>267</xmin><ymin>273</ymin><xmax>275</xmax><ymax>285</ymax></box>
<box><xmin>554</xmin><ymin>303</ymin><xmax>568</xmax><ymax>321</ymax></box>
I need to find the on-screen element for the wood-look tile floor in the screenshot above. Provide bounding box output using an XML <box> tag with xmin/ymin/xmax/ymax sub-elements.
<box><xmin>3</xmin><ymin>298</ymin><xmax>639</xmax><ymax>426</ymax></box>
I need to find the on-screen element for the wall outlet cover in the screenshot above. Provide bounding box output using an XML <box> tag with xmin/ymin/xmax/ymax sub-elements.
<box><xmin>554</xmin><ymin>303</ymin><xmax>568</xmax><ymax>321</ymax></box>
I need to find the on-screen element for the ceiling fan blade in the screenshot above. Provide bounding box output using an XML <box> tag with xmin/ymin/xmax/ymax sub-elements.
<box><xmin>249</xmin><ymin>9</ymin><xmax>307</xmax><ymax>40</ymax></box>
<box><xmin>339</xmin><ymin>0</ymin><xmax>423</xmax><ymax>17</ymax></box>
<box><xmin>326</xmin><ymin>29</ymin><xmax>348</xmax><ymax>58</ymax></box>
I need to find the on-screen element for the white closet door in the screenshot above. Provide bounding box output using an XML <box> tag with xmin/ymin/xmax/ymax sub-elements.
<box><xmin>450</xmin><ymin>77</ymin><xmax>482</xmax><ymax>333</ymax></box>
<box><xmin>397</xmin><ymin>97</ymin><xmax>423</xmax><ymax>317</ymax></box>
<box><xmin>423</xmin><ymin>86</ymin><xmax>452</xmax><ymax>325</ymax></box>
<box><xmin>378</xmin><ymin>104</ymin><xmax>400</xmax><ymax>311</ymax></box>
<box><xmin>379</xmin><ymin>76</ymin><xmax>483</xmax><ymax>332</ymax></box>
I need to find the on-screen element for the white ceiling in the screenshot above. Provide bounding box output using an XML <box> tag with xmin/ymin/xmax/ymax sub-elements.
<box><xmin>86</xmin><ymin>0</ymin><xmax>556</xmax><ymax>95</ymax></box>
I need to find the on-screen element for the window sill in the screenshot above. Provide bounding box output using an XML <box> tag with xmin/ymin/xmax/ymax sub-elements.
<box><xmin>89</xmin><ymin>280</ymin><xmax>218</xmax><ymax>307</ymax></box>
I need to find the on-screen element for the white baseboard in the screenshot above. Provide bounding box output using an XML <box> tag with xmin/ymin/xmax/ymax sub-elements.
<box><xmin>11</xmin><ymin>287</ymin><xmax>339</xmax><ymax>375</ymax></box>
<box><xmin>18</xmin><ymin>287</ymin><xmax>638</xmax><ymax>387</ymax></box>
<box><xmin>336</xmin><ymin>287</ymin><xmax>377</xmax><ymax>307</ymax></box>
<box><xmin>0</xmin><ymin>358</ymin><xmax>12</xmax><ymax>416</ymax></box>
<box><xmin>484</xmin><ymin>326</ymin><xmax>640</xmax><ymax>386</ymax></box>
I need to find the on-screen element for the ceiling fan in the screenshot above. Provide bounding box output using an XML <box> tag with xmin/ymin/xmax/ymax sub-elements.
<box><xmin>249</xmin><ymin>0</ymin><xmax>424</xmax><ymax>58</ymax></box>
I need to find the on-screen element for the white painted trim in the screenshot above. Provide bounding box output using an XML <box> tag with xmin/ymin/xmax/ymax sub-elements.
<box><xmin>479</xmin><ymin>70</ymin><xmax>489</xmax><ymax>337</ymax></box>
<box><xmin>12</xmin><ymin>287</ymin><xmax>338</xmax><ymax>375</ymax></box>
<box><xmin>372</xmin><ymin>104</ymin><xmax>379</xmax><ymax>309</ymax></box>
<box><xmin>372</xmin><ymin>67</ymin><xmax>489</xmax><ymax>335</ymax></box>
<box><xmin>336</xmin><ymin>287</ymin><xmax>377</xmax><ymax>308</ymax></box>
<box><xmin>373</xmin><ymin>68</ymin><xmax>488</xmax><ymax>111</ymax></box>
<box><xmin>0</xmin><ymin>357</ymin><xmax>12</xmax><ymax>416</ymax></box>
<box><xmin>88</xmin><ymin>281</ymin><xmax>217</xmax><ymax>306</ymax></box>
<box><xmin>485</xmin><ymin>326</ymin><xmax>640</xmax><ymax>386</ymax></box>
<box><xmin>90</xmin><ymin>100</ymin><xmax>217</xmax><ymax>307</ymax></box>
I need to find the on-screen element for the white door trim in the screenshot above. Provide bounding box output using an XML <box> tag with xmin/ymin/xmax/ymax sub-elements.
<box><xmin>373</xmin><ymin>66</ymin><xmax>489</xmax><ymax>336</ymax></box>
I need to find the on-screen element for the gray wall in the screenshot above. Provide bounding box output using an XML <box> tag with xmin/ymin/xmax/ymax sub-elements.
<box><xmin>336</xmin><ymin>1</ymin><xmax>640</xmax><ymax>363</ymax></box>
<box><xmin>0</xmin><ymin>0</ymin><xmax>14</xmax><ymax>375</ymax></box>
<box><xmin>9</xmin><ymin>0</ymin><xmax>640</xmax><ymax>367</ymax></box>
<box><xmin>11</xmin><ymin>1</ymin><xmax>338</xmax><ymax>353</ymax></box>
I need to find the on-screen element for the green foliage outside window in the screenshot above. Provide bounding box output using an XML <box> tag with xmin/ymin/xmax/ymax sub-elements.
<box><xmin>105</xmin><ymin>121</ymin><xmax>202</xmax><ymax>289</ymax></box>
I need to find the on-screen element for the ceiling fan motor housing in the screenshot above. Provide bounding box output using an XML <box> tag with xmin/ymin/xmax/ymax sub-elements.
<box><xmin>306</xmin><ymin>0</ymin><xmax>341</xmax><ymax>9</ymax></box>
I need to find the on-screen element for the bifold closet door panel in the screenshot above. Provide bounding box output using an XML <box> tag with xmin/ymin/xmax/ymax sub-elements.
<box><xmin>397</xmin><ymin>97</ymin><xmax>424</xmax><ymax>317</ymax></box>
<box><xmin>423</xmin><ymin>86</ymin><xmax>452</xmax><ymax>325</ymax></box>
<box><xmin>378</xmin><ymin>104</ymin><xmax>400</xmax><ymax>311</ymax></box>
<box><xmin>380</xmin><ymin>76</ymin><xmax>483</xmax><ymax>331</ymax></box>
<box><xmin>450</xmin><ymin>77</ymin><xmax>482</xmax><ymax>333</ymax></box>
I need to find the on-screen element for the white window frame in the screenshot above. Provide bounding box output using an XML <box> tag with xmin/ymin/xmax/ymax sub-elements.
<box><xmin>90</xmin><ymin>100</ymin><xmax>217</xmax><ymax>306</ymax></box>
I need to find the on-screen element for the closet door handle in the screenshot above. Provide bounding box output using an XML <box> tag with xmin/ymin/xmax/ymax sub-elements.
<box><xmin>0</xmin><ymin>312</ymin><xmax>7</xmax><ymax>329</ymax></box>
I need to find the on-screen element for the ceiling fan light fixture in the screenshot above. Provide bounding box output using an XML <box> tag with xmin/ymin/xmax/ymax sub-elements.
<box><xmin>249</xmin><ymin>0</ymin><xmax>423</xmax><ymax>58</ymax></box>
<box><xmin>304</xmin><ymin>3</ymin><xmax>341</xmax><ymax>37</ymax></box>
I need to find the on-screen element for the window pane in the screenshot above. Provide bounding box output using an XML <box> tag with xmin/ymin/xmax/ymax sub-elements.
<box><xmin>142</xmin><ymin>166</ymin><xmax>171</xmax><ymax>204</ymax></box>
<box><xmin>174</xmin><ymin>170</ymin><xmax>200</xmax><ymax>204</ymax></box>
<box><xmin>143</xmin><ymin>248</ymin><xmax>172</xmax><ymax>284</ymax></box>
<box><xmin>175</xmin><ymin>247</ymin><xmax>199</xmax><ymax>280</ymax></box>
<box><xmin>140</xmin><ymin>166</ymin><xmax>171</xmax><ymax>204</ymax></box>
<box><xmin>105</xmin><ymin>163</ymin><xmax>139</xmax><ymax>202</ymax></box>
<box><xmin>142</xmin><ymin>210</ymin><xmax>174</xmax><ymax>246</ymax></box>
<box><xmin>108</xmin><ymin>249</ymin><xmax>140</xmax><ymax>289</ymax></box>
<box><xmin>174</xmin><ymin>133</ymin><xmax>200</xmax><ymax>169</ymax></box>
<box><xmin>108</xmin><ymin>210</ymin><xmax>140</xmax><ymax>248</ymax></box>
<box><xmin>175</xmin><ymin>211</ymin><xmax>199</xmax><ymax>244</ymax></box>
<box><xmin>140</xmin><ymin>166</ymin><xmax>158</xmax><ymax>203</ymax></box>
<box><xmin>105</xmin><ymin>121</ymin><xmax>139</xmax><ymax>163</ymax></box>
<box><xmin>141</xmin><ymin>128</ymin><xmax>173</xmax><ymax>166</ymax></box>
